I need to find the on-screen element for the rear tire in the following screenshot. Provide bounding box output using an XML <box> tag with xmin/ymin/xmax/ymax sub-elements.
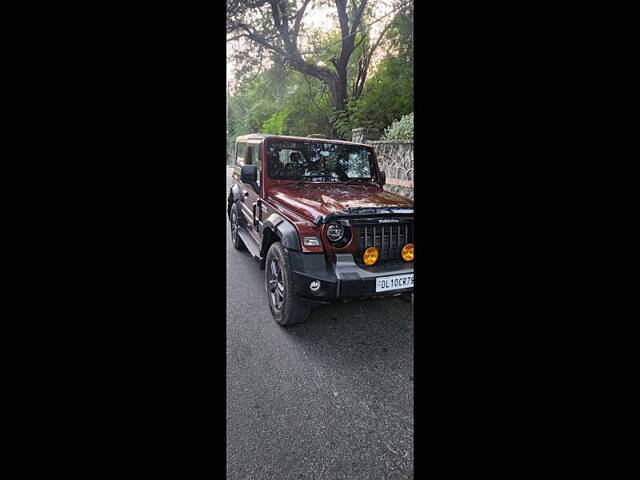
<box><xmin>229</xmin><ymin>203</ymin><xmax>245</xmax><ymax>250</ymax></box>
<box><xmin>265</xmin><ymin>241</ymin><xmax>311</xmax><ymax>326</ymax></box>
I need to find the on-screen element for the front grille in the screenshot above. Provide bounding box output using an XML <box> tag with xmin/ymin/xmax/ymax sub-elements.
<box><xmin>357</xmin><ymin>222</ymin><xmax>414</xmax><ymax>264</ymax></box>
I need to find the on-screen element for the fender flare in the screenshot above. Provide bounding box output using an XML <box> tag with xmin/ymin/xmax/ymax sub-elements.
<box><xmin>228</xmin><ymin>184</ymin><xmax>242</xmax><ymax>218</ymax></box>
<box><xmin>262</xmin><ymin>213</ymin><xmax>301</xmax><ymax>252</ymax></box>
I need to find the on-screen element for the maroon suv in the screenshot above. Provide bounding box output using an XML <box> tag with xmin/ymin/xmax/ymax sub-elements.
<box><xmin>228</xmin><ymin>134</ymin><xmax>414</xmax><ymax>326</ymax></box>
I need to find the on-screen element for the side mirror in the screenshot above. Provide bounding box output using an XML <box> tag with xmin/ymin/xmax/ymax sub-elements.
<box><xmin>241</xmin><ymin>165</ymin><xmax>257</xmax><ymax>183</ymax></box>
<box><xmin>379</xmin><ymin>170</ymin><xmax>386</xmax><ymax>186</ymax></box>
<box><xmin>241</xmin><ymin>165</ymin><xmax>259</xmax><ymax>192</ymax></box>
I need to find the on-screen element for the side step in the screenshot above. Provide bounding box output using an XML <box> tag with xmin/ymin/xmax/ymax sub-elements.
<box><xmin>237</xmin><ymin>227</ymin><xmax>263</xmax><ymax>261</ymax></box>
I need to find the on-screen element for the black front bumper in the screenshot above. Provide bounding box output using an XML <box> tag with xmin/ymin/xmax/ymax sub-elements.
<box><xmin>288</xmin><ymin>251</ymin><xmax>413</xmax><ymax>302</ymax></box>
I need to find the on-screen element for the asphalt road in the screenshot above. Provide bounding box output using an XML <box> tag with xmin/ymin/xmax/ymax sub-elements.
<box><xmin>226</xmin><ymin>169</ymin><xmax>414</xmax><ymax>479</ymax></box>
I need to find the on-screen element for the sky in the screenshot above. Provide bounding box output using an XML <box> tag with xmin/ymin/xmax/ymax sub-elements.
<box><xmin>226</xmin><ymin>0</ymin><xmax>396</xmax><ymax>94</ymax></box>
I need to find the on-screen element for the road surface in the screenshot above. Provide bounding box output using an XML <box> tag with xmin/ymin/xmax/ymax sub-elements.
<box><xmin>226</xmin><ymin>168</ymin><xmax>414</xmax><ymax>479</ymax></box>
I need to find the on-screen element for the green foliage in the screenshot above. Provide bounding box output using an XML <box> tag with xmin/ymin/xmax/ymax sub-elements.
<box><xmin>226</xmin><ymin>3</ymin><xmax>414</xmax><ymax>144</ymax></box>
<box><xmin>227</xmin><ymin>58</ymin><xmax>336</xmax><ymax>141</ymax></box>
<box><xmin>328</xmin><ymin>56</ymin><xmax>413</xmax><ymax>139</ymax></box>
<box><xmin>331</xmin><ymin>108</ymin><xmax>352</xmax><ymax>140</ymax></box>
<box><xmin>262</xmin><ymin>108</ymin><xmax>289</xmax><ymax>134</ymax></box>
<box><xmin>382</xmin><ymin>112</ymin><xmax>413</xmax><ymax>140</ymax></box>
<box><xmin>386</xmin><ymin>3</ymin><xmax>414</xmax><ymax>66</ymax></box>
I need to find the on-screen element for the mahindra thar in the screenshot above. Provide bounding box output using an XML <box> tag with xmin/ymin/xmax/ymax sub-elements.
<box><xmin>228</xmin><ymin>134</ymin><xmax>414</xmax><ymax>326</ymax></box>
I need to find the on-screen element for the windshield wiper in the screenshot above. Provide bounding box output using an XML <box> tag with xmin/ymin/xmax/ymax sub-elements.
<box><xmin>305</xmin><ymin>175</ymin><xmax>335</xmax><ymax>182</ymax></box>
<box><xmin>291</xmin><ymin>175</ymin><xmax>332</xmax><ymax>185</ymax></box>
<box><xmin>344</xmin><ymin>177</ymin><xmax>369</xmax><ymax>184</ymax></box>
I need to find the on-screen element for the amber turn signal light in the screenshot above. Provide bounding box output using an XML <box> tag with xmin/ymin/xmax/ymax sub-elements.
<box><xmin>363</xmin><ymin>246</ymin><xmax>379</xmax><ymax>266</ymax></box>
<box><xmin>401</xmin><ymin>243</ymin><xmax>414</xmax><ymax>262</ymax></box>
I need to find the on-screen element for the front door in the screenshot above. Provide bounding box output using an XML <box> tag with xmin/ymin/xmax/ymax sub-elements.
<box><xmin>240</xmin><ymin>142</ymin><xmax>262</xmax><ymax>243</ymax></box>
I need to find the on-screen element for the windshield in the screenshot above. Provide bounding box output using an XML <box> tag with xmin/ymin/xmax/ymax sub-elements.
<box><xmin>266</xmin><ymin>140</ymin><xmax>377</xmax><ymax>182</ymax></box>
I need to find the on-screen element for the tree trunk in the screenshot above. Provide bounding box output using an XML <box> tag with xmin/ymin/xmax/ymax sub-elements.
<box><xmin>326</xmin><ymin>66</ymin><xmax>349</xmax><ymax>138</ymax></box>
<box><xmin>228</xmin><ymin>0</ymin><xmax>372</xmax><ymax>139</ymax></box>
<box><xmin>334</xmin><ymin>65</ymin><xmax>348</xmax><ymax>112</ymax></box>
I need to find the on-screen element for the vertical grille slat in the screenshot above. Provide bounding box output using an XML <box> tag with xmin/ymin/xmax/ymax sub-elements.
<box><xmin>382</xmin><ymin>226</ymin><xmax>386</xmax><ymax>258</ymax></box>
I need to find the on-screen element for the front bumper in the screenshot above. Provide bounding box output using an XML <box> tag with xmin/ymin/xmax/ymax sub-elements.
<box><xmin>288</xmin><ymin>251</ymin><xmax>413</xmax><ymax>302</ymax></box>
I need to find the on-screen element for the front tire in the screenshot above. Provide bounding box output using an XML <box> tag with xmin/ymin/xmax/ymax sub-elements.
<box><xmin>265</xmin><ymin>241</ymin><xmax>311</xmax><ymax>326</ymax></box>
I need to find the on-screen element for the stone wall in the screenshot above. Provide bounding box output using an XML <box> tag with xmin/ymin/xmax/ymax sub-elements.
<box><xmin>352</xmin><ymin>128</ymin><xmax>414</xmax><ymax>200</ymax></box>
<box><xmin>367</xmin><ymin>140</ymin><xmax>414</xmax><ymax>200</ymax></box>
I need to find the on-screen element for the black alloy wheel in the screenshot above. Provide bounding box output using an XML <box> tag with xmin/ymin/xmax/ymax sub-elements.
<box><xmin>264</xmin><ymin>241</ymin><xmax>311</xmax><ymax>326</ymax></box>
<box><xmin>267</xmin><ymin>257</ymin><xmax>285</xmax><ymax>312</ymax></box>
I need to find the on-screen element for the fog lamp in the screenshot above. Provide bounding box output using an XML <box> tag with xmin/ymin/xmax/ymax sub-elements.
<box><xmin>363</xmin><ymin>246</ymin><xmax>379</xmax><ymax>266</ymax></box>
<box><xmin>401</xmin><ymin>243</ymin><xmax>414</xmax><ymax>262</ymax></box>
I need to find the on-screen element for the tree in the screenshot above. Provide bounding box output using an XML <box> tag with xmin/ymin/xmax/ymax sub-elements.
<box><xmin>348</xmin><ymin>56</ymin><xmax>413</xmax><ymax>133</ymax></box>
<box><xmin>227</xmin><ymin>0</ymin><xmax>411</xmax><ymax>137</ymax></box>
<box><xmin>328</xmin><ymin>0</ymin><xmax>413</xmax><ymax>139</ymax></box>
<box><xmin>384</xmin><ymin>0</ymin><xmax>413</xmax><ymax>66</ymax></box>
<box><xmin>227</xmin><ymin>60</ymin><xmax>336</xmax><ymax>142</ymax></box>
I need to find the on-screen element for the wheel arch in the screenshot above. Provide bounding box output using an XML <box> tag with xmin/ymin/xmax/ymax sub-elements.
<box><xmin>228</xmin><ymin>184</ymin><xmax>242</xmax><ymax>219</ymax></box>
<box><xmin>260</xmin><ymin>213</ymin><xmax>301</xmax><ymax>269</ymax></box>
<box><xmin>259</xmin><ymin>227</ymin><xmax>278</xmax><ymax>269</ymax></box>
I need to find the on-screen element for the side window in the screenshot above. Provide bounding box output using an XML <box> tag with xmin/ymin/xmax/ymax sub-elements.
<box><xmin>250</xmin><ymin>145</ymin><xmax>261</xmax><ymax>186</ymax></box>
<box><xmin>236</xmin><ymin>143</ymin><xmax>246</xmax><ymax>166</ymax></box>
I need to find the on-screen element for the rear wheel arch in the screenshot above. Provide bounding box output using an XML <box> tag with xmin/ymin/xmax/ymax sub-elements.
<box><xmin>228</xmin><ymin>185</ymin><xmax>242</xmax><ymax>218</ymax></box>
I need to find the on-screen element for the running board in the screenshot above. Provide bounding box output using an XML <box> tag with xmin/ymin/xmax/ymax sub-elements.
<box><xmin>237</xmin><ymin>227</ymin><xmax>262</xmax><ymax>261</ymax></box>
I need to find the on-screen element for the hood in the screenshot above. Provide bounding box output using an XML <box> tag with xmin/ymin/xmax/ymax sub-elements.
<box><xmin>267</xmin><ymin>183</ymin><xmax>413</xmax><ymax>223</ymax></box>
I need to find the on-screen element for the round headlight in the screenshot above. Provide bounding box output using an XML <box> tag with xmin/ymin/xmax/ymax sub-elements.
<box><xmin>327</xmin><ymin>223</ymin><xmax>344</xmax><ymax>242</ymax></box>
<box><xmin>363</xmin><ymin>246</ymin><xmax>379</xmax><ymax>266</ymax></box>
<box><xmin>401</xmin><ymin>243</ymin><xmax>414</xmax><ymax>262</ymax></box>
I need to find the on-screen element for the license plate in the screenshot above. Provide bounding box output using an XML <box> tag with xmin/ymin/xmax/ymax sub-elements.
<box><xmin>375</xmin><ymin>273</ymin><xmax>414</xmax><ymax>292</ymax></box>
